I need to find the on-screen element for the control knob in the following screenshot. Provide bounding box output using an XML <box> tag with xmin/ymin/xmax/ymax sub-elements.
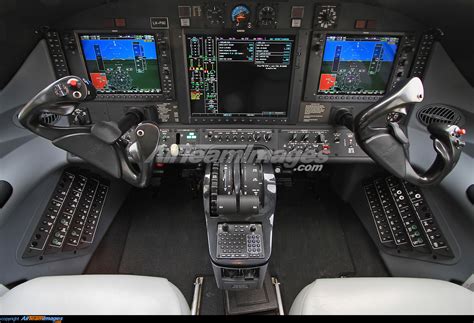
<box><xmin>253</xmin><ymin>133</ymin><xmax>261</xmax><ymax>142</ymax></box>
<box><xmin>301</xmin><ymin>133</ymin><xmax>309</xmax><ymax>142</ymax></box>
<box><xmin>263</xmin><ymin>133</ymin><xmax>272</xmax><ymax>142</ymax></box>
<box><xmin>315</xmin><ymin>133</ymin><xmax>325</xmax><ymax>143</ymax></box>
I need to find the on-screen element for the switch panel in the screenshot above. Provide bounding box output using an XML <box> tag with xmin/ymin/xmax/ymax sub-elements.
<box><xmin>23</xmin><ymin>168</ymin><xmax>109</xmax><ymax>259</ymax></box>
<box><xmin>364</xmin><ymin>176</ymin><xmax>453</xmax><ymax>259</ymax></box>
<box><xmin>45</xmin><ymin>31</ymin><xmax>69</xmax><ymax>79</ymax></box>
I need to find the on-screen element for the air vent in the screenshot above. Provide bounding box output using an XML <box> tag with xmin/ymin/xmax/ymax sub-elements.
<box><xmin>39</xmin><ymin>113</ymin><xmax>61</xmax><ymax>125</ymax></box>
<box><xmin>416</xmin><ymin>104</ymin><xmax>463</xmax><ymax>126</ymax></box>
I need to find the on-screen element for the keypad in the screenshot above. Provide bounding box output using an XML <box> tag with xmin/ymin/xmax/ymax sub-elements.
<box><xmin>217</xmin><ymin>223</ymin><xmax>264</xmax><ymax>259</ymax></box>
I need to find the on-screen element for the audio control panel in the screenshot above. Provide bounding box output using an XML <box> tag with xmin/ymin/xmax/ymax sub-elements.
<box><xmin>277</xmin><ymin>129</ymin><xmax>364</xmax><ymax>157</ymax></box>
<box><xmin>205</xmin><ymin>129</ymin><xmax>275</xmax><ymax>146</ymax></box>
<box><xmin>155</xmin><ymin>126</ymin><xmax>368</xmax><ymax>162</ymax></box>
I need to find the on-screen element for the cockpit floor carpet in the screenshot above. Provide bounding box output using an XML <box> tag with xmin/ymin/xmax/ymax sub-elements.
<box><xmin>116</xmin><ymin>178</ymin><xmax>213</xmax><ymax>304</ymax></box>
<box><xmin>269</xmin><ymin>180</ymin><xmax>387</xmax><ymax>312</ymax></box>
<box><xmin>86</xmin><ymin>175</ymin><xmax>387</xmax><ymax>313</ymax></box>
<box><xmin>269</xmin><ymin>182</ymin><xmax>354</xmax><ymax>311</ymax></box>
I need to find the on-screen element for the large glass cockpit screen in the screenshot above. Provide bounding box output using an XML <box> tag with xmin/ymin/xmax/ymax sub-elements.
<box><xmin>186</xmin><ymin>35</ymin><xmax>295</xmax><ymax>118</ymax></box>
<box><xmin>318</xmin><ymin>35</ymin><xmax>400</xmax><ymax>95</ymax></box>
<box><xmin>79</xmin><ymin>34</ymin><xmax>161</xmax><ymax>94</ymax></box>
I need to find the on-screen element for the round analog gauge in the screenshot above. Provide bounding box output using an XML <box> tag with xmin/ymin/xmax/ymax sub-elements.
<box><xmin>316</xmin><ymin>6</ymin><xmax>338</xmax><ymax>29</ymax></box>
<box><xmin>231</xmin><ymin>5</ymin><xmax>251</xmax><ymax>26</ymax></box>
<box><xmin>258</xmin><ymin>6</ymin><xmax>277</xmax><ymax>26</ymax></box>
<box><xmin>206</xmin><ymin>4</ymin><xmax>224</xmax><ymax>25</ymax></box>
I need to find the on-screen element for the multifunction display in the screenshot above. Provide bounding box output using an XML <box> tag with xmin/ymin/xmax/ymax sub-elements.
<box><xmin>318</xmin><ymin>35</ymin><xmax>400</xmax><ymax>95</ymax></box>
<box><xmin>186</xmin><ymin>35</ymin><xmax>295</xmax><ymax>118</ymax></box>
<box><xmin>79</xmin><ymin>34</ymin><xmax>162</xmax><ymax>94</ymax></box>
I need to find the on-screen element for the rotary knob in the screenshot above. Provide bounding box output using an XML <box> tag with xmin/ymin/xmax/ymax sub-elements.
<box><xmin>253</xmin><ymin>133</ymin><xmax>261</xmax><ymax>142</ymax></box>
<box><xmin>222</xmin><ymin>223</ymin><xmax>229</xmax><ymax>232</ymax></box>
<box><xmin>263</xmin><ymin>133</ymin><xmax>272</xmax><ymax>142</ymax></box>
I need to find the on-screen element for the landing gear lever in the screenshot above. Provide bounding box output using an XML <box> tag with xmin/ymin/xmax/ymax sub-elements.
<box><xmin>333</xmin><ymin>77</ymin><xmax>466</xmax><ymax>186</ymax></box>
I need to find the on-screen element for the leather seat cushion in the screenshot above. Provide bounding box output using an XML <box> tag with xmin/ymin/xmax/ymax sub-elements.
<box><xmin>290</xmin><ymin>277</ymin><xmax>474</xmax><ymax>315</ymax></box>
<box><xmin>0</xmin><ymin>275</ymin><xmax>190</xmax><ymax>315</ymax></box>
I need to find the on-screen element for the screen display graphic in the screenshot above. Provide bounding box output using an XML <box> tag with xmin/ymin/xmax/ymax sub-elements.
<box><xmin>79</xmin><ymin>34</ymin><xmax>161</xmax><ymax>94</ymax></box>
<box><xmin>318</xmin><ymin>35</ymin><xmax>400</xmax><ymax>95</ymax></box>
<box><xmin>186</xmin><ymin>35</ymin><xmax>295</xmax><ymax>118</ymax></box>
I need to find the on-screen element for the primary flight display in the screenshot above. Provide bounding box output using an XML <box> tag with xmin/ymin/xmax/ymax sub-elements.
<box><xmin>79</xmin><ymin>34</ymin><xmax>162</xmax><ymax>94</ymax></box>
<box><xmin>318</xmin><ymin>35</ymin><xmax>400</xmax><ymax>95</ymax></box>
